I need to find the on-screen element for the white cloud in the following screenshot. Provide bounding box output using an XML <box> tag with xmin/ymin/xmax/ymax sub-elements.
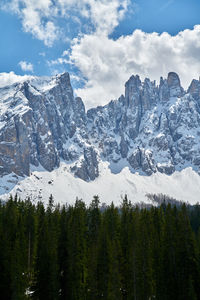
<box><xmin>19</xmin><ymin>61</ymin><xmax>34</xmax><ymax>72</ymax></box>
<box><xmin>47</xmin><ymin>57</ymin><xmax>71</xmax><ymax>66</ymax></box>
<box><xmin>3</xmin><ymin>0</ymin><xmax>59</xmax><ymax>46</ymax></box>
<box><xmin>0</xmin><ymin>71</ymin><xmax>33</xmax><ymax>88</ymax></box>
<box><xmin>68</xmin><ymin>25</ymin><xmax>200</xmax><ymax>109</ymax></box>
<box><xmin>3</xmin><ymin>0</ymin><xmax>129</xmax><ymax>46</ymax></box>
<box><xmin>76</xmin><ymin>0</ymin><xmax>129</xmax><ymax>35</ymax></box>
<box><xmin>56</xmin><ymin>0</ymin><xmax>129</xmax><ymax>34</ymax></box>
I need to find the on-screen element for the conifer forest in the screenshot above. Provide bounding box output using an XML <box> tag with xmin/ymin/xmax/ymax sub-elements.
<box><xmin>1</xmin><ymin>195</ymin><xmax>200</xmax><ymax>300</ymax></box>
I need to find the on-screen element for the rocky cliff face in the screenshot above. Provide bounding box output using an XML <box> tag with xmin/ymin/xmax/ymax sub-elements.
<box><xmin>0</xmin><ymin>73</ymin><xmax>90</xmax><ymax>178</ymax></box>
<box><xmin>0</xmin><ymin>71</ymin><xmax>200</xmax><ymax>181</ymax></box>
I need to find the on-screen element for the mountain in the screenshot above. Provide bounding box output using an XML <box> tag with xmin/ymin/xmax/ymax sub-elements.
<box><xmin>1</xmin><ymin>71</ymin><xmax>200</xmax><ymax>204</ymax></box>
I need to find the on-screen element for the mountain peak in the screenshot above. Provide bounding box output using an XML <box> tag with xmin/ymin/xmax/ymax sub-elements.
<box><xmin>55</xmin><ymin>72</ymin><xmax>70</xmax><ymax>85</ymax></box>
<box><xmin>167</xmin><ymin>72</ymin><xmax>180</xmax><ymax>86</ymax></box>
<box><xmin>188</xmin><ymin>79</ymin><xmax>200</xmax><ymax>100</ymax></box>
<box><xmin>167</xmin><ymin>72</ymin><xmax>184</xmax><ymax>97</ymax></box>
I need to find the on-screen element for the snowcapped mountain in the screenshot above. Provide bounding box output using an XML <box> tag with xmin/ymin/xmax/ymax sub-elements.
<box><xmin>0</xmin><ymin>71</ymin><xmax>200</xmax><ymax>204</ymax></box>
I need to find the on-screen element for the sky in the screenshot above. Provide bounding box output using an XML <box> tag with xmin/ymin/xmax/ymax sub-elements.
<box><xmin>0</xmin><ymin>0</ymin><xmax>200</xmax><ymax>108</ymax></box>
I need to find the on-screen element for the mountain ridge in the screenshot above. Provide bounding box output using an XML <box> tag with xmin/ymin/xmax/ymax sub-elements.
<box><xmin>0</xmin><ymin>71</ymin><xmax>200</xmax><ymax>191</ymax></box>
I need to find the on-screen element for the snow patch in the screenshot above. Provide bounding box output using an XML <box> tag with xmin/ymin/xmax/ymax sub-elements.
<box><xmin>0</xmin><ymin>163</ymin><xmax>199</xmax><ymax>206</ymax></box>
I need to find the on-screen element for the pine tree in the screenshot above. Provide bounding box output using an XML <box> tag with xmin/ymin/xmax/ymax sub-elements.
<box><xmin>127</xmin><ymin>206</ymin><xmax>139</xmax><ymax>300</ymax></box>
<box><xmin>33</xmin><ymin>200</ymin><xmax>59</xmax><ymax>300</ymax></box>
<box><xmin>161</xmin><ymin>204</ymin><xmax>178</xmax><ymax>300</ymax></box>
<box><xmin>120</xmin><ymin>195</ymin><xmax>133</xmax><ymax>300</ymax></box>
<box><xmin>67</xmin><ymin>199</ymin><xmax>87</xmax><ymax>300</ymax></box>
<box><xmin>134</xmin><ymin>209</ymin><xmax>154</xmax><ymax>299</ymax></box>
<box><xmin>151</xmin><ymin>206</ymin><xmax>164</xmax><ymax>299</ymax></box>
<box><xmin>10</xmin><ymin>213</ymin><xmax>27</xmax><ymax>300</ymax></box>
<box><xmin>96</xmin><ymin>213</ymin><xmax>110</xmax><ymax>299</ymax></box>
<box><xmin>58</xmin><ymin>205</ymin><xmax>69</xmax><ymax>300</ymax></box>
<box><xmin>86</xmin><ymin>196</ymin><xmax>101</xmax><ymax>300</ymax></box>
<box><xmin>176</xmin><ymin>204</ymin><xmax>199</xmax><ymax>299</ymax></box>
<box><xmin>105</xmin><ymin>203</ymin><xmax>122</xmax><ymax>300</ymax></box>
<box><xmin>0</xmin><ymin>199</ymin><xmax>12</xmax><ymax>299</ymax></box>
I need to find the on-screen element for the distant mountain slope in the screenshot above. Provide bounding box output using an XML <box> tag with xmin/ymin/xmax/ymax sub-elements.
<box><xmin>1</xmin><ymin>163</ymin><xmax>200</xmax><ymax>205</ymax></box>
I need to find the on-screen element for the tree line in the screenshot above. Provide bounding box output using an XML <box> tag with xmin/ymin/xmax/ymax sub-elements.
<box><xmin>0</xmin><ymin>194</ymin><xmax>200</xmax><ymax>299</ymax></box>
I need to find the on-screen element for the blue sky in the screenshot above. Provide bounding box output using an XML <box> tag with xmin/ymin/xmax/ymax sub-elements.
<box><xmin>0</xmin><ymin>0</ymin><xmax>200</xmax><ymax>108</ymax></box>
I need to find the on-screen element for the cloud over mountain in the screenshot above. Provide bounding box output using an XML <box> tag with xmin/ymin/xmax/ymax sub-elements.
<box><xmin>2</xmin><ymin>1</ymin><xmax>200</xmax><ymax>109</ymax></box>
<box><xmin>69</xmin><ymin>25</ymin><xmax>200</xmax><ymax>108</ymax></box>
